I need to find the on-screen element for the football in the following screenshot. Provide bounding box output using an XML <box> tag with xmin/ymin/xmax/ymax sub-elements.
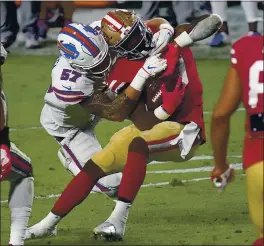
<box><xmin>144</xmin><ymin>73</ymin><xmax>178</xmax><ymax>111</ymax></box>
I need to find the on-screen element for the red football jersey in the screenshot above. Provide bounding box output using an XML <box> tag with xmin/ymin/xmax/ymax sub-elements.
<box><xmin>231</xmin><ymin>35</ymin><xmax>264</xmax><ymax>169</ymax></box>
<box><xmin>106</xmin><ymin>45</ymin><xmax>206</xmax><ymax>142</ymax></box>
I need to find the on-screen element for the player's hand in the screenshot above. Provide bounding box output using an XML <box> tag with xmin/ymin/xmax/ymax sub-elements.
<box><xmin>150</xmin><ymin>24</ymin><xmax>174</xmax><ymax>56</ymax></box>
<box><xmin>0</xmin><ymin>43</ymin><xmax>7</xmax><ymax>66</ymax></box>
<box><xmin>141</xmin><ymin>53</ymin><xmax>167</xmax><ymax>78</ymax></box>
<box><xmin>0</xmin><ymin>144</ymin><xmax>12</xmax><ymax>180</ymax></box>
<box><xmin>211</xmin><ymin>165</ymin><xmax>234</xmax><ymax>192</ymax></box>
<box><xmin>160</xmin><ymin>77</ymin><xmax>186</xmax><ymax>115</ymax></box>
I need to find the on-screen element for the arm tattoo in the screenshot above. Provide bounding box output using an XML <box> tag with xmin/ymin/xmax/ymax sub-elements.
<box><xmin>81</xmin><ymin>90</ymin><xmax>137</xmax><ymax>121</ymax></box>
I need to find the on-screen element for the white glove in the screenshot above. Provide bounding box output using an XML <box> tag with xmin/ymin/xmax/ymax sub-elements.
<box><xmin>211</xmin><ymin>166</ymin><xmax>234</xmax><ymax>192</ymax></box>
<box><xmin>150</xmin><ymin>23</ymin><xmax>174</xmax><ymax>55</ymax></box>
<box><xmin>0</xmin><ymin>43</ymin><xmax>7</xmax><ymax>65</ymax></box>
<box><xmin>130</xmin><ymin>53</ymin><xmax>167</xmax><ymax>91</ymax></box>
<box><xmin>141</xmin><ymin>53</ymin><xmax>167</xmax><ymax>78</ymax></box>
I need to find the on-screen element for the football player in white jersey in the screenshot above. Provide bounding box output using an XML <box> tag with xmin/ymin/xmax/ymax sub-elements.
<box><xmin>0</xmin><ymin>43</ymin><xmax>34</xmax><ymax>246</ymax></box>
<box><xmin>25</xmin><ymin>23</ymin><xmax>167</xmax><ymax>238</ymax></box>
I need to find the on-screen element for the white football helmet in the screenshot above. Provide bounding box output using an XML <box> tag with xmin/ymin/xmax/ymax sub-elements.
<box><xmin>57</xmin><ymin>23</ymin><xmax>111</xmax><ymax>79</ymax></box>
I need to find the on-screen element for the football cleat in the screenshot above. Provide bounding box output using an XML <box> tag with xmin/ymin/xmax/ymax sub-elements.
<box><xmin>92</xmin><ymin>183</ymin><xmax>119</xmax><ymax>198</ymax></box>
<box><xmin>209</xmin><ymin>32</ymin><xmax>231</xmax><ymax>47</ymax></box>
<box><xmin>24</xmin><ymin>32</ymin><xmax>40</xmax><ymax>49</ymax></box>
<box><xmin>248</xmin><ymin>31</ymin><xmax>261</xmax><ymax>37</ymax></box>
<box><xmin>25</xmin><ymin>224</ymin><xmax>57</xmax><ymax>239</ymax></box>
<box><xmin>93</xmin><ymin>220</ymin><xmax>126</xmax><ymax>241</ymax></box>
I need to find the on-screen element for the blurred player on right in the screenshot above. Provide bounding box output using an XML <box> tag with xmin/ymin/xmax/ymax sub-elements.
<box><xmin>210</xmin><ymin>35</ymin><xmax>263</xmax><ymax>246</ymax></box>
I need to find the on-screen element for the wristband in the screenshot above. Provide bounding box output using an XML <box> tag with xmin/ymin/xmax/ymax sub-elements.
<box><xmin>174</xmin><ymin>31</ymin><xmax>193</xmax><ymax>48</ymax></box>
<box><xmin>154</xmin><ymin>105</ymin><xmax>171</xmax><ymax>120</ymax></box>
<box><xmin>130</xmin><ymin>68</ymin><xmax>150</xmax><ymax>91</ymax></box>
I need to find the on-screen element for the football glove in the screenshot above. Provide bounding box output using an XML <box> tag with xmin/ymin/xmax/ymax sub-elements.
<box><xmin>141</xmin><ymin>53</ymin><xmax>167</xmax><ymax>78</ymax></box>
<box><xmin>150</xmin><ymin>23</ymin><xmax>174</xmax><ymax>56</ymax></box>
<box><xmin>0</xmin><ymin>144</ymin><xmax>12</xmax><ymax>180</ymax></box>
<box><xmin>161</xmin><ymin>77</ymin><xmax>186</xmax><ymax>115</ymax></box>
<box><xmin>211</xmin><ymin>165</ymin><xmax>234</xmax><ymax>192</ymax></box>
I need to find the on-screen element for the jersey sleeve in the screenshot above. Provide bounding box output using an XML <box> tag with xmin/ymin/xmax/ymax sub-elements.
<box><xmin>230</xmin><ymin>36</ymin><xmax>250</xmax><ymax>70</ymax></box>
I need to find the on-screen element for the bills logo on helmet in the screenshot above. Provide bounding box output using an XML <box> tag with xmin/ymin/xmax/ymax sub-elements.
<box><xmin>57</xmin><ymin>41</ymin><xmax>80</xmax><ymax>60</ymax></box>
<box><xmin>61</xmin><ymin>24</ymin><xmax>100</xmax><ymax>58</ymax></box>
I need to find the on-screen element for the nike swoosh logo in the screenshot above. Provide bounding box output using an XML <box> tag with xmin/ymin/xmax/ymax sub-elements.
<box><xmin>62</xmin><ymin>85</ymin><xmax>72</xmax><ymax>90</ymax></box>
<box><xmin>147</xmin><ymin>65</ymin><xmax>156</xmax><ymax>69</ymax></box>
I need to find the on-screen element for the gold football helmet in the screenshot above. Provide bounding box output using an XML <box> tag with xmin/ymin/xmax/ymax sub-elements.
<box><xmin>101</xmin><ymin>9</ymin><xmax>154</xmax><ymax>60</ymax></box>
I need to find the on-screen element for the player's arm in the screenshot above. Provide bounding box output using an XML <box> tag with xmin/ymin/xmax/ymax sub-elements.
<box><xmin>146</xmin><ymin>17</ymin><xmax>175</xmax><ymax>55</ymax></box>
<box><xmin>81</xmin><ymin>55</ymin><xmax>167</xmax><ymax>122</ymax></box>
<box><xmin>172</xmin><ymin>14</ymin><xmax>223</xmax><ymax>48</ymax></box>
<box><xmin>130</xmin><ymin>100</ymin><xmax>162</xmax><ymax>131</ymax></box>
<box><xmin>81</xmin><ymin>89</ymin><xmax>140</xmax><ymax>122</ymax></box>
<box><xmin>210</xmin><ymin>66</ymin><xmax>241</xmax><ymax>191</ymax></box>
<box><xmin>130</xmin><ymin>77</ymin><xmax>186</xmax><ymax>131</ymax></box>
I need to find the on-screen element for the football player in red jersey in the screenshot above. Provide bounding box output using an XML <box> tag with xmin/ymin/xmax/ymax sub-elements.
<box><xmin>211</xmin><ymin>35</ymin><xmax>263</xmax><ymax>246</ymax></box>
<box><xmin>25</xmin><ymin>11</ymin><xmax>222</xmax><ymax>241</ymax></box>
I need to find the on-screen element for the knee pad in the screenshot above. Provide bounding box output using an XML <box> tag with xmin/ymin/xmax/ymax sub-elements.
<box><xmin>91</xmin><ymin>148</ymin><xmax>115</xmax><ymax>174</ymax></box>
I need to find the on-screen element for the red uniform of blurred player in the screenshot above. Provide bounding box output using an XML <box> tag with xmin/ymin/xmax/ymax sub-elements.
<box><xmin>211</xmin><ymin>35</ymin><xmax>263</xmax><ymax>246</ymax></box>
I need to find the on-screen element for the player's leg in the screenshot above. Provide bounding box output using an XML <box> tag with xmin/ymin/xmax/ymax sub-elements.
<box><xmin>245</xmin><ymin>161</ymin><xmax>263</xmax><ymax>244</ymax></box>
<box><xmin>25</xmin><ymin>125</ymin><xmax>140</xmax><ymax>239</ymax></box>
<box><xmin>209</xmin><ymin>1</ymin><xmax>231</xmax><ymax>47</ymax></box>
<box><xmin>37</xmin><ymin>2</ymin><xmax>50</xmax><ymax>41</ymax></box>
<box><xmin>57</xmin><ymin>130</ymin><xmax>121</xmax><ymax>196</ymax></box>
<box><xmin>7</xmin><ymin>143</ymin><xmax>34</xmax><ymax>246</ymax></box>
<box><xmin>142</xmin><ymin>121</ymin><xmax>202</xmax><ymax>162</ymax></box>
<box><xmin>19</xmin><ymin>1</ymin><xmax>41</xmax><ymax>49</ymax></box>
<box><xmin>240</xmin><ymin>1</ymin><xmax>260</xmax><ymax>36</ymax></box>
<box><xmin>93</xmin><ymin>122</ymin><xmax>202</xmax><ymax>240</ymax></box>
<box><xmin>94</xmin><ymin>137</ymin><xmax>149</xmax><ymax>241</ymax></box>
<box><xmin>59</xmin><ymin>1</ymin><xmax>75</xmax><ymax>26</ymax></box>
<box><xmin>26</xmin><ymin>129</ymin><xmax>121</xmax><ymax>238</ymax></box>
<box><xmin>0</xmin><ymin>1</ymin><xmax>19</xmax><ymax>49</ymax></box>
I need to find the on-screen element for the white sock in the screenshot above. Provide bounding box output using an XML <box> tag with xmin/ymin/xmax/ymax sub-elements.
<box><xmin>241</xmin><ymin>1</ymin><xmax>258</xmax><ymax>23</ymax></box>
<box><xmin>108</xmin><ymin>200</ymin><xmax>131</xmax><ymax>224</ymax></box>
<box><xmin>9</xmin><ymin>207</ymin><xmax>31</xmax><ymax>246</ymax></box>
<box><xmin>38</xmin><ymin>212</ymin><xmax>61</xmax><ymax>228</ymax></box>
<box><xmin>210</xmin><ymin>1</ymin><xmax>227</xmax><ymax>22</ymax></box>
<box><xmin>9</xmin><ymin>177</ymin><xmax>34</xmax><ymax>245</ymax></box>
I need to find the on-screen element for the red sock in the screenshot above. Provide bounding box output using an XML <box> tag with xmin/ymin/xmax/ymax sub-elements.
<box><xmin>52</xmin><ymin>161</ymin><xmax>105</xmax><ymax>216</ymax></box>
<box><xmin>118</xmin><ymin>151</ymin><xmax>147</xmax><ymax>202</ymax></box>
<box><xmin>253</xmin><ymin>238</ymin><xmax>264</xmax><ymax>246</ymax></box>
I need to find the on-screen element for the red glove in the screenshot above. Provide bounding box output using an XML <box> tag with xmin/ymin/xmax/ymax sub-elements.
<box><xmin>160</xmin><ymin>77</ymin><xmax>186</xmax><ymax>115</ymax></box>
<box><xmin>0</xmin><ymin>144</ymin><xmax>12</xmax><ymax>180</ymax></box>
<box><xmin>211</xmin><ymin>165</ymin><xmax>234</xmax><ymax>192</ymax></box>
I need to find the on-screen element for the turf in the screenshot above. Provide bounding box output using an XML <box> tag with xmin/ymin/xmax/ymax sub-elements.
<box><xmin>1</xmin><ymin>55</ymin><xmax>254</xmax><ymax>245</ymax></box>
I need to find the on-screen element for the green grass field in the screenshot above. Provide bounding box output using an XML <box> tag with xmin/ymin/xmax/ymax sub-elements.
<box><xmin>1</xmin><ymin>55</ymin><xmax>255</xmax><ymax>245</ymax></box>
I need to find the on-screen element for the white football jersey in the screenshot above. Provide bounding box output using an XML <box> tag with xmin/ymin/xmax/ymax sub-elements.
<box><xmin>41</xmin><ymin>56</ymin><xmax>100</xmax><ymax>137</ymax></box>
